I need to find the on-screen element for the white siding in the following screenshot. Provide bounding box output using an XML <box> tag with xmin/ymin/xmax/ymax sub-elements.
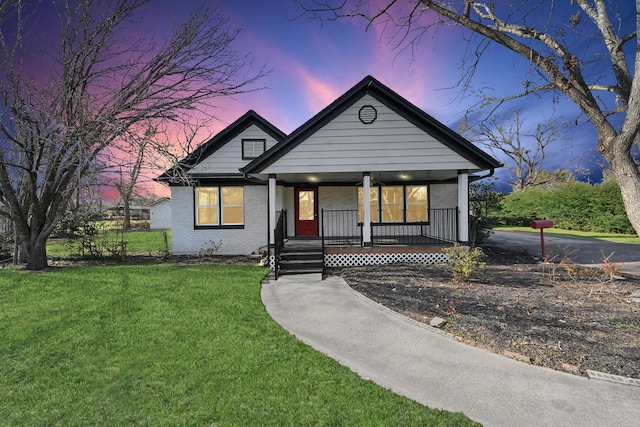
<box><xmin>262</xmin><ymin>94</ymin><xmax>478</xmax><ymax>174</ymax></box>
<box><xmin>170</xmin><ymin>185</ymin><xmax>268</xmax><ymax>255</ymax></box>
<box><xmin>150</xmin><ymin>199</ymin><xmax>171</xmax><ymax>229</ymax></box>
<box><xmin>190</xmin><ymin>124</ymin><xmax>280</xmax><ymax>175</ymax></box>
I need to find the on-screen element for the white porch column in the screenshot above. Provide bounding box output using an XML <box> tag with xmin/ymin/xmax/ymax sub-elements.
<box><xmin>268</xmin><ymin>174</ymin><xmax>277</xmax><ymax>246</ymax></box>
<box><xmin>457</xmin><ymin>170</ymin><xmax>469</xmax><ymax>244</ymax></box>
<box><xmin>362</xmin><ymin>172</ymin><xmax>372</xmax><ymax>246</ymax></box>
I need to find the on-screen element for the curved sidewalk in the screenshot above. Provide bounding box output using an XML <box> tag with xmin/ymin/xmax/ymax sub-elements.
<box><xmin>261</xmin><ymin>274</ymin><xmax>640</xmax><ymax>427</ymax></box>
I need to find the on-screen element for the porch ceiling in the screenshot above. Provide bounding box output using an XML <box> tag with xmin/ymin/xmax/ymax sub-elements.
<box><xmin>256</xmin><ymin>169</ymin><xmax>470</xmax><ymax>184</ymax></box>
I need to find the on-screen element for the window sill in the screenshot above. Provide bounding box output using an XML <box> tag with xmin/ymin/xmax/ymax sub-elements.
<box><xmin>194</xmin><ymin>225</ymin><xmax>245</xmax><ymax>230</ymax></box>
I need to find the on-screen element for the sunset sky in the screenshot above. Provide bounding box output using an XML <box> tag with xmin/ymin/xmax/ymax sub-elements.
<box><xmin>206</xmin><ymin>0</ymin><xmax>529</xmax><ymax>133</ymax></box>
<box><xmin>114</xmin><ymin>0</ymin><xmax>631</xmax><ymax>198</ymax></box>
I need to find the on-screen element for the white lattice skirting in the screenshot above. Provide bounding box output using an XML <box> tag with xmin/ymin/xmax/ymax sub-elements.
<box><xmin>325</xmin><ymin>252</ymin><xmax>448</xmax><ymax>267</ymax></box>
<box><xmin>269</xmin><ymin>252</ymin><xmax>448</xmax><ymax>270</ymax></box>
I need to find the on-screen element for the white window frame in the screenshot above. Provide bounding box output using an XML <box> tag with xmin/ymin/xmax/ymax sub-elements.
<box><xmin>242</xmin><ymin>139</ymin><xmax>266</xmax><ymax>160</ymax></box>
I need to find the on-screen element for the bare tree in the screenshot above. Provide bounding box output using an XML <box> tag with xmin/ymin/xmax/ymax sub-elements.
<box><xmin>107</xmin><ymin>126</ymin><xmax>154</xmax><ymax>230</ymax></box>
<box><xmin>0</xmin><ymin>0</ymin><xmax>266</xmax><ymax>270</ymax></box>
<box><xmin>461</xmin><ymin>108</ymin><xmax>571</xmax><ymax>191</ymax></box>
<box><xmin>300</xmin><ymin>0</ymin><xmax>640</xmax><ymax>236</ymax></box>
<box><xmin>151</xmin><ymin>119</ymin><xmax>214</xmax><ymax>186</ymax></box>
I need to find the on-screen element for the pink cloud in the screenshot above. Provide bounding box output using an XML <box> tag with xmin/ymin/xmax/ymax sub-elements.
<box><xmin>133</xmin><ymin>0</ymin><xmax>468</xmax><ymax>202</ymax></box>
<box><xmin>294</xmin><ymin>67</ymin><xmax>343</xmax><ymax>114</ymax></box>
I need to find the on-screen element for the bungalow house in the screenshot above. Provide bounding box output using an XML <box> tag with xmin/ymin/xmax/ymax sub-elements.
<box><xmin>158</xmin><ymin>76</ymin><xmax>501</xmax><ymax>276</ymax></box>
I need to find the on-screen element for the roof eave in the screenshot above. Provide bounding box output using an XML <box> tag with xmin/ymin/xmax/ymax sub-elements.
<box><xmin>157</xmin><ymin>110</ymin><xmax>286</xmax><ymax>181</ymax></box>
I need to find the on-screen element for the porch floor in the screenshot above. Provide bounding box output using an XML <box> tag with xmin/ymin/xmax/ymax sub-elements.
<box><xmin>284</xmin><ymin>236</ymin><xmax>452</xmax><ymax>250</ymax></box>
<box><xmin>283</xmin><ymin>237</ymin><xmax>323</xmax><ymax>251</ymax></box>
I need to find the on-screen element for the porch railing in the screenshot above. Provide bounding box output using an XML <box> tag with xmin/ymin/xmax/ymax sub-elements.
<box><xmin>425</xmin><ymin>207</ymin><xmax>458</xmax><ymax>243</ymax></box>
<box><xmin>273</xmin><ymin>209</ymin><xmax>286</xmax><ymax>279</ymax></box>
<box><xmin>321</xmin><ymin>209</ymin><xmax>362</xmax><ymax>246</ymax></box>
<box><xmin>371</xmin><ymin>223</ymin><xmax>430</xmax><ymax>246</ymax></box>
<box><xmin>321</xmin><ymin>207</ymin><xmax>457</xmax><ymax>246</ymax></box>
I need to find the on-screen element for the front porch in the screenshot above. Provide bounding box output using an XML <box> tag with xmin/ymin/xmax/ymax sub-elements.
<box><xmin>273</xmin><ymin>208</ymin><xmax>455</xmax><ymax>277</ymax></box>
<box><xmin>266</xmin><ymin>171</ymin><xmax>471</xmax><ymax>250</ymax></box>
<box><xmin>275</xmin><ymin>236</ymin><xmax>451</xmax><ymax>278</ymax></box>
<box><xmin>320</xmin><ymin>207</ymin><xmax>458</xmax><ymax>247</ymax></box>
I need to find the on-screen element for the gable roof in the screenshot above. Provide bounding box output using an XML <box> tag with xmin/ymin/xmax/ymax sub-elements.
<box><xmin>147</xmin><ymin>197</ymin><xmax>170</xmax><ymax>207</ymax></box>
<box><xmin>157</xmin><ymin>110</ymin><xmax>286</xmax><ymax>182</ymax></box>
<box><xmin>241</xmin><ymin>75</ymin><xmax>501</xmax><ymax>175</ymax></box>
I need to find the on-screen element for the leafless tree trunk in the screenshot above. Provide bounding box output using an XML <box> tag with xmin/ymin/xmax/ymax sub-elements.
<box><xmin>110</xmin><ymin>126</ymin><xmax>153</xmax><ymax>230</ymax></box>
<box><xmin>300</xmin><ymin>0</ymin><xmax>640</xmax><ymax>235</ymax></box>
<box><xmin>0</xmin><ymin>0</ymin><xmax>266</xmax><ymax>269</ymax></box>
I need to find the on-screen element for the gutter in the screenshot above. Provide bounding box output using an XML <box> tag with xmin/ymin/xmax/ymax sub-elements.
<box><xmin>469</xmin><ymin>168</ymin><xmax>495</xmax><ymax>182</ymax></box>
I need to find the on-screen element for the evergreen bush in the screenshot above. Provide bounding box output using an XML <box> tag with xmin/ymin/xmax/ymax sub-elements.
<box><xmin>498</xmin><ymin>179</ymin><xmax>634</xmax><ymax>233</ymax></box>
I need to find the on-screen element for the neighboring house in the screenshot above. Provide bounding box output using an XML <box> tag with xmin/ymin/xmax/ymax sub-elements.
<box><xmin>158</xmin><ymin>76</ymin><xmax>501</xmax><ymax>271</ymax></box>
<box><xmin>106</xmin><ymin>205</ymin><xmax>150</xmax><ymax>220</ymax></box>
<box><xmin>149</xmin><ymin>198</ymin><xmax>171</xmax><ymax>230</ymax></box>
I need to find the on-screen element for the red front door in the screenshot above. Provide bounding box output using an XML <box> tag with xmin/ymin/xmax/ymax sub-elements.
<box><xmin>295</xmin><ymin>187</ymin><xmax>318</xmax><ymax>236</ymax></box>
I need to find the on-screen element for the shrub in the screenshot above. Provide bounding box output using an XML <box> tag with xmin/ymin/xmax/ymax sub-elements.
<box><xmin>444</xmin><ymin>244</ymin><xmax>486</xmax><ymax>282</ymax></box>
<box><xmin>52</xmin><ymin>211</ymin><xmax>103</xmax><ymax>238</ymax></box>
<box><xmin>499</xmin><ymin>187</ymin><xmax>547</xmax><ymax>226</ymax></box>
<box><xmin>129</xmin><ymin>220</ymin><xmax>150</xmax><ymax>230</ymax></box>
<box><xmin>470</xmin><ymin>181</ymin><xmax>504</xmax><ymax>245</ymax></box>
<box><xmin>69</xmin><ymin>222</ymin><xmax>128</xmax><ymax>259</ymax></box>
<box><xmin>198</xmin><ymin>239</ymin><xmax>223</xmax><ymax>256</ymax></box>
<box><xmin>499</xmin><ymin>179</ymin><xmax>634</xmax><ymax>233</ymax></box>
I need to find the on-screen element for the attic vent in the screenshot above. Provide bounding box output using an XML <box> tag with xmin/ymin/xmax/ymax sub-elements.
<box><xmin>358</xmin><ymin>105</ymin><xmax>377</xmax><ymax>124</ymax></box>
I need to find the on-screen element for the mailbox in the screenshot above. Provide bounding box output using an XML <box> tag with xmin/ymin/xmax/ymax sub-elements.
<box><xmin>530</xmin><ymin>219</ymin><xmax>553</xmax><ymax>258</ymax></box>
<box><xmin>531</xmin><ymin>219</ymin><xmax>553</xmax><ymax>229</ymax></box>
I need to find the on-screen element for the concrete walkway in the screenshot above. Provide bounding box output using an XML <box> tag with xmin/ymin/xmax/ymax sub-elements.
<box><xmin>262</xmin><ymin>273</ymin><xmax>640</xmax><ymax>427</ymax></box>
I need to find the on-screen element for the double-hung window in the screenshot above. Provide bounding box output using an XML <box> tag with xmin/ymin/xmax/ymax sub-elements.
<box><xmin>195</xmin><ymin>187</ymin><xmax>244</xmax><ymax>227</ymax></box>
<box><xmin>242</xmin><ymin>139</ymin><xmax>266</xmax><ymax>160</ymax></box>
<box><xmin>358</xmin><ymin>185</ymin><xmax>428</xmax><ymax>223</ymax></box>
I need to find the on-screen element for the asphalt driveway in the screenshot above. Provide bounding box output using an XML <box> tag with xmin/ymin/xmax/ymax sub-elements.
<box><xmin>484</xmin><ymin>229</ymin><xmax>640</xmax><ymax>277</ymax></box>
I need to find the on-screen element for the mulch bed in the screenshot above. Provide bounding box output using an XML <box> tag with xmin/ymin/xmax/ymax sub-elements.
<box><xmin>331</xmin><ymin>246</ymin><xmax>640</xmax><ymax>379</ymax></box>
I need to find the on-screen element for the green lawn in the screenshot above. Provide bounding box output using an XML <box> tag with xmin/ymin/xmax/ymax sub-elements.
<box><xmin>0</xmin><ymin>264</ymin><xmax>476</xmax><ymax>426</ymax></box>
<box><xmin>47</xmin><ymin>229</ymin><xmax>172</xmax><ymax>257</ymax></box>
<box><xmin>497</xmin><ymin>226</ymin><xmax>640</xmax><ymax>244</ymax></box>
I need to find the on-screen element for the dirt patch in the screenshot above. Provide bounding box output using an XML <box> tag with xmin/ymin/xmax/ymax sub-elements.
<box><xmin>332</xmin><ymin>246</ymin><xmax>640</xmax><ymax>379</ymax></box>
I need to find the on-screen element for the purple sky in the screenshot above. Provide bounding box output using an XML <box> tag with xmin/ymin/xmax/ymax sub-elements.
<box><xmin>184</xmin><ymin>1</ymin><xmax>610</xmax><ymax>182</ymax></box>
<box><xmin>119</xmin><ymin>1</ymin><xmax>631</xmax><ymax>196</ymax></box>
<box><xmin>206</xmin><ymin>0</ymin><xmax>467</xmax><ymax>134</ymax></box>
